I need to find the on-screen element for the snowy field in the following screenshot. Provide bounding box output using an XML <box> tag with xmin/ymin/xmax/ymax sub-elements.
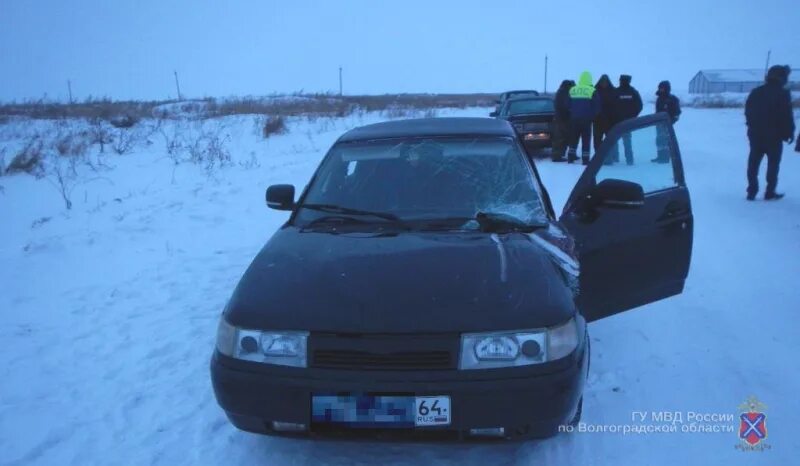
<box><xmin>1</xmin><ymin>107</ymin><xmax>799</xmax><ymax>465</ymax></box>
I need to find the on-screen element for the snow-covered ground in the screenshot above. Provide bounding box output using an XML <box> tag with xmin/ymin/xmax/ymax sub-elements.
<box><xmin>1</xmin><ymin>107</ymin><xmax>799</xmax><ymax>465</ymax></box>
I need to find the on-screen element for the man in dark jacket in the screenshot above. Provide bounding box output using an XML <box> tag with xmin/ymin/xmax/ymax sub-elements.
<box><xmin>551</xmin><ymin>80</ymin><xmax>574</xmax><ymax>162</ymax></box>
<box><xmin>652</xmin><ymin>80</ymin><xmax>682</xmax><ymax>163</ymax></box>
<box><xmin>593</xmin><ymin>74</ymin><xmax>616</xmax><ymax>155</ymax></box>
<box><xmin>610</xmin><ymin>74</ymin><xmax>643</xmax><ymax>164</ymax></box>
<box><xmin>655</xmin><ymin>80</ymin><xmax>681</xmax><ymax>122</ymax></box>
<box><xmin>568</xmin><ymin>71</ymin><xmax>601</xmax><ymax>165</ymax></box>
<box><xmin>744</xmin><ymin>65</ymin><xmax>795</xmax><ymax>200</ymax></box>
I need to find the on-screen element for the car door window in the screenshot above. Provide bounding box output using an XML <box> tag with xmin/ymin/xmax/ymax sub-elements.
<box><xmin>595</xmin><ymin>121</ymin><xmax>678</xmax><ymax>193</ymax></box>
<box><xmin>559</xmin><ymin>114</ymin><xmax>692</xmax><ymax>322</ymax></box>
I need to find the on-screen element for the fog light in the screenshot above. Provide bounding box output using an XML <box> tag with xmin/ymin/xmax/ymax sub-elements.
<box><xmin>240</xmin><ymin>336</ymin><xmax>258</xmax><ymax>353</ymax></box>
<box><xmin>271</xmin><ymin>421</ymin><xmax>307</xmax><ymax>432</ymax></box>
<box><xmin>521</xmin><ymin>340</ymin><xmax>541</xmax><ymax>357</ymax></box>
<box><xmin>469</xmin><ymin>427</ymin><xmax>505</xmax><ymax>437</ymax></box>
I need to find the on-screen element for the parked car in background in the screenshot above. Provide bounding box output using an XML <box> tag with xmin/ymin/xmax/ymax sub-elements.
<box><xmin>491</xmin><ymin>90</ymin><xmax>540</xmax><ymax>115</ymax></box>
<box><xmin>211</xmin><ymin>114</ymin><xmax>693</xmax><ymax>440</ymax></box>
<box><xmin>494</xmin><ymin>96</ymin><xmax>555</xmax><ymax>153</ymax></box>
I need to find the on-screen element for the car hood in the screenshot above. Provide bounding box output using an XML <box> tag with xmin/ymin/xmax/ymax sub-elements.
<box><xmin>225</xmin><ymin>227</ymin><xmax>575</xmax><ymax>333</ymax></box>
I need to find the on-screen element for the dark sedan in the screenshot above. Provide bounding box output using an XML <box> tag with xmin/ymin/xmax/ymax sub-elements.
<box><xmin>211</xmin><ymin>114</ymin><xmax>693</xmax><ymax>440</ymax></box>
<box><xmin>493</xmin><ymin>96</ymin><xmax>555</xmax><ymax>152</ymax></box>
<box><xmin>491</xmin><ymin>89</ymin><xmax>540</xmax><ymax>115</ymax></box>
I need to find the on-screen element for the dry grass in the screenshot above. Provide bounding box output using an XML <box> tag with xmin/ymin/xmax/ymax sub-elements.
<box><xmin>54</xmin><ymin>132</ymin><xmax>90</xmax><ymax>157</ymax></box>
<box><xmin>0</xmin><ymin>93</ymin><xmax>497</xmax><ymax>122</ymax></box>
<box><xmin>0</xmin><ymin>98</ymin><xmax>165</xmax><ymax>120</ymax></box>
<box><xmin>7</xmin><ymin>137</ymin><xmax>45</xmax><ymax>175</ymax></box>
<box><xmin>261</xmin><ymin>115</ymin><xmax>287</xmax><ymax>138</ymax></box>
<box><xmin>185</xmin><ymin>123</ymin><xmax>232</xmax><ymax>172</ymax></box>
<box><xmin>109</xmin><ymin>114</ymin><xmax>138</xmax><ymax>129</ymax></box>
<box><xmin>111</xmin><ymin>128</ymin><xmax>139</xmax><ymax>155</ymax></box>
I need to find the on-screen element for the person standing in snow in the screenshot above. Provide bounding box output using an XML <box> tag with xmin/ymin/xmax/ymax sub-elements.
<box><xmin>593</xmin><ymin>74</ymin><xmax>616</xmax><ymax>155</ymax></box>
<box><xmin>655</xmin><ymin>80</ymin><xmax>681</xmax><ymax>123</ymax></box>
<box><xmin>552</xmin><ymin>79</ymin><xmax>575</xmax><ymax>162</ymax></box>
<box><xmin>652</xmin><ymin>80</ymin><xmax>682</xmax><ymax>163</ymax></box>
<box><xmin>744</xmin><ymin>65</ymin><xmax>795</xmax><ymax>201</ymax></box>
<box><xmin>610</xmin><ymin>74</ymin><xmax>643</xmax><ymax>164</ymax></box>
<box><xmin>567</xmin><ymin>72</ymin><xmax>601</xmax><ymax>165</ymax></box>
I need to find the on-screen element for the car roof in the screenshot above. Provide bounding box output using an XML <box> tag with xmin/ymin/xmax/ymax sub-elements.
<box><xmin>505</xmin><ymin>95</ymin><xmax>553</xmax><ymax>102</ymax></box>
<box><xmin>502</xmin><ymin>90</ymin><xmax>539</xmax><ymax>97</ymax></box>
<box><xmin>337</xmin><ymin>117</ymin><xmax>516</xmax><ymax>142</ymax></box>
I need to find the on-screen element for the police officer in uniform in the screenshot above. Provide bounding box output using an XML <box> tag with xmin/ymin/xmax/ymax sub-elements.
<box><xmin>567</xmin><ymin>72</ymin><xmax>601</xmax><ymax>165</ymax></box>
<box><xmin>611</xmin><ymin>74</ymin><xmax>643</xmax><ymax>164</ymax></box>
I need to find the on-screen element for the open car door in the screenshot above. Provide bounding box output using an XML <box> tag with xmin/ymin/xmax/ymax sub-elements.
<box><xmin>559</xmin><ymin>113</ymin><xmax>693</xmax><ymax>322</ymax></box>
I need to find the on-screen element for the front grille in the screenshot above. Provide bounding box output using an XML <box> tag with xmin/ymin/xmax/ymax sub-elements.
<box><xmin>523</xmin><ymin>122</ymin><xmax>549</xmax><ymax>131</ymax></box>
<box><xmin>312</xmin><ymin>349</ymin><xmax>453</xmax><ymax>370</ymax></box>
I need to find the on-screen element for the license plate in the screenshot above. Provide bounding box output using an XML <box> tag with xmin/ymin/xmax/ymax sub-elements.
<box><xmin>311</xmin><ymin>394</ymin><xmax>451</xmax><ymax>428</ymax></box>
<box><xmin>414</xmin><ymin>396</ymin><xmax>451</xmax><ymax>426</ymax></box>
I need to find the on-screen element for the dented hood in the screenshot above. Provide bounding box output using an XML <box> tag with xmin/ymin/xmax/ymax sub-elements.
<box><xmin>224</xmin><ymin>227</ymin><xmax>575</xmax><ymax>333</ymax></box>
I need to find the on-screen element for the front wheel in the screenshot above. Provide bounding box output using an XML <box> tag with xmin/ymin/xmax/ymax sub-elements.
<box><xmin>569</xmin><ymin>397</ymin><xmax>583</xmax><ymax>427</ymax></box>
<box><xmin>569</xmin><ymin>333</ymin><xmax>590</xmax><ymax>427</ymax></box>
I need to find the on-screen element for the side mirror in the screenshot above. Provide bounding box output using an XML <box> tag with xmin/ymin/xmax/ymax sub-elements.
<box><xmin>590</xmin><ymin>179</ymin><xmax>644</xmax><ymax>208</ymax></box>
<box><xmin>489</xmin><ymin>111</ymin><xmax>498</xmax><ymax>117</ymax></box>
<box><xmin>266</xmin><ymin>184</ymin><xmax>295</xmax><ymax>210</ymax></box>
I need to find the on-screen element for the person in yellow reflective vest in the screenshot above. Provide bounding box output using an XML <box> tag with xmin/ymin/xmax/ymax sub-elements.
<box><xmin>567</xmin><ymin>71</ymin><xmax>602</xmax><ymax>165</ymax></box>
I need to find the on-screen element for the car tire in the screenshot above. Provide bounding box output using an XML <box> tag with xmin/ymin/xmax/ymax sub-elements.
<box><xmin>568</xmin><ymin>333</ymin><xmax>589</xmax><ymax>428</ymax></box>
<box><xmin>586</xmin><ymin>333</ymin><xmax>591</xmax><ymax>375</ymax></box>
<box><xmin>569</xmin><ymin>397</ymin><xmax>583</xmax><ymax>427</ymax></box>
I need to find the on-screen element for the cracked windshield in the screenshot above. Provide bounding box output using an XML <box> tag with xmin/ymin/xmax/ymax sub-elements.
<box><xmin>297</xmin><ymin>137</ymin><xmax>548</xmax><ymax>228</ymax></box>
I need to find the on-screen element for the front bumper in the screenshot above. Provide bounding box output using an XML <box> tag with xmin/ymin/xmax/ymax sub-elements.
<box><xmin>210</xmin><ymin>336</ymin><xmax>588</xmax><ymax>439</ymax></box>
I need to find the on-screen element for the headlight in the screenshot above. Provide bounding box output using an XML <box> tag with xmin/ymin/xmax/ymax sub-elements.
<box><xmin>459</xmin><ymin>316</ymin><xmax>581</xmax><ymax>370</ymax></box>
<box><xmin>216</xmin><ymin>318</ymin><xmax>308</xmax><ymax>367</ymax></box>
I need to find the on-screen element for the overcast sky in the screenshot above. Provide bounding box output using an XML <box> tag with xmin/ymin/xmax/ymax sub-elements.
<box><xmin>1</xmin><ymin>0</ymin><xmax>798</xmax><ymax>102</ymax></box>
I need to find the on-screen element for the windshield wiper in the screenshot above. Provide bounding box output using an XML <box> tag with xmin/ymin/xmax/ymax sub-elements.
<box><xmin>305</xmin><ymin>215</ymin><xmax>368</xmax><ymax>227</ymax></box>
<box><xmin>300</xmin><ymin>203</ymin><xmax>400</xmax><ymax>221</ymax></box>
<box><xmin>475</xmin><ymin>211</ymin><xmax>547</xmax><ymax>233</ymax></box>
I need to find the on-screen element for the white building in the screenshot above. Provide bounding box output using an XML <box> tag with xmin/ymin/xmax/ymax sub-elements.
<box><xmin>689</xmin><ymin>69</ymin><xmax>800</xmax><ymax>94</ymax></box>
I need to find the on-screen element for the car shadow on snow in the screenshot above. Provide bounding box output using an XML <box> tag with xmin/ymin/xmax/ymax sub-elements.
<box><xmin>238</xmin><ymin>430</ymin><xmax>581</xmax><ymax>466</ymax></box>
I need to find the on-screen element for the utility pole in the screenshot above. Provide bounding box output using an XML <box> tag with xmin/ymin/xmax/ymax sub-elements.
<box><xmin>174</xmin><ymin>70</ymin><xmax>183</xmax><ymax>101</ymax></box>
<box><xmin>67</xmin><ymin>79</ymin><xmax>73</xmax><ymax>104</ymax></box>
<box><xmin>544</xmin><ymin>55</ymin><xmax>548</xmax><ymax>94</ymax></box>
<box><xmin>764</xmin><ymin>50</ymin><xmax>771</xmax><ymax>77</ymax></box>
<box><xmin>338</xmin><ymin>66</ymin><xmax>343</xmax><ymax>96</ymax></box>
